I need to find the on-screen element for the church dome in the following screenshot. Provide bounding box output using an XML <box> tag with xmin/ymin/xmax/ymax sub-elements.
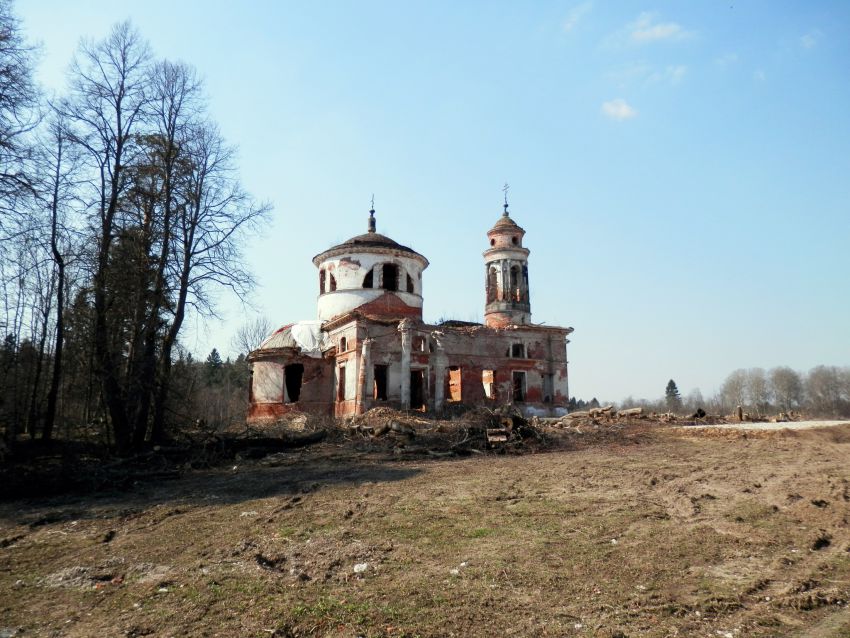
<box><xmin>311</xmin><ymin>207</ymin><xmax>428</xmax><ymax>322</ymax></box>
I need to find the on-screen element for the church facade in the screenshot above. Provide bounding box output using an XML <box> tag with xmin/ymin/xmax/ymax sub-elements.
<box><xmin>247</xmin><ymin>203</ymin><xmax>574</xmax><ymax>421</ymax></box>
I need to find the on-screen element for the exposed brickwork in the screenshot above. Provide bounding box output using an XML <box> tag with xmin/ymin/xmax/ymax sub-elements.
<box><xmin>248</xmin><ymin>207</ymin><xmax>573</xmax><ymax>422</ymax></box>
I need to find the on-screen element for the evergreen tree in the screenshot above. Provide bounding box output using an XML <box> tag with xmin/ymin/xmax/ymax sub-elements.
<box><xmin>204</xmin><ymin>348</ymin><xmax>223</xmax><ymax>383</ymax></box>
<box><xmin>665</xmin><ymin>379</ymin><xmax>682</xmax><ymax>412</ymax></box>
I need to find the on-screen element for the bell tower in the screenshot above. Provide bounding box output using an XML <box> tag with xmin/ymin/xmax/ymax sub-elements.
<box><xmin>483</xmin><ymin>193</ymin><xmax>531</xmax><ymax>327</ymax></box>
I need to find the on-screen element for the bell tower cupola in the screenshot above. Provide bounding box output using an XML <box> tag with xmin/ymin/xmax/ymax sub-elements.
<box><xmin>483</xmin><ymin>190</ymin><xmax>531</xmax><ymax>327</ymax></box>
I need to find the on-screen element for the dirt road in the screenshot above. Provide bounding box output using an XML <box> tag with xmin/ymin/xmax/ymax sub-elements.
<box><xmin>2</xmin><ymin>423</ymin><xmax>850</xmax><ymax>637</ymax></box>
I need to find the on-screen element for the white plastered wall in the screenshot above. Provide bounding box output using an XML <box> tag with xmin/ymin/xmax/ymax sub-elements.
<box><xmin>316</xmin><ymin>252</ymin><xmax>425</xmax><ymax>321</ymax></box>
<box><xmin>252</xmin><ymin>361</ymin><xmax>283</xmax><ymax>403</ymax></box>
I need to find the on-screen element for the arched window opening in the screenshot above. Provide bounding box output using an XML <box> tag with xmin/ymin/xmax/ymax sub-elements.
<box><xmin>487</xmin><ymin>267</ymin><xmax>498</xmax><ymax>303</ymax></box>
<box><xmin>362</xmin><ymin>268</ymin><xmax>373</xmax><ymax>288</ymax></box>
<box><xmin>413</xmin><ymin>336</ymin><xmax>426</xmax><ymax>352</ymax></box>
<box><xmin>510</xmin><ymin>265</ymin><xmax>520</xmax><ymax>301</ymax></box>
<box><xmin>490</xmin><ymin>238</ymin><xmax>495</xmax><ymax>246</ymax></box>
<box><xmin>406</xmin><ymin>273</ymin><xmax>415</xmax><ymax>293</ymax></box>
<box><xmin>511</xmin><ymin>343</ymin><xmax>525</xmax><ymax>358</ymax></box>
<box><xmin>522</xmin><ymin>265</ymin><xmax>529</xmax><ymax>302</ymax></box>
<box><xmin>512</xmin><ymin>236</ymin><xmax>518</xmax><ymax>245</ymax></box>
<box><xmin>340</xmin><ymin>336</ymin><xmax>347</xmax><ymax>352</ymax></box>
<box><xmin>382</xmin><ymin>263</ymin><xmax>398</xmax><ymax>291</ymax></box>
<box><xmin>329</xmin><ymin>273</ymin><xmax>337</xmax><ymax>291</ymax></box>
<box><xmin>319</xmin><ymin>269</ymin><xmax>326</xmax><ymax>294</ymax></box>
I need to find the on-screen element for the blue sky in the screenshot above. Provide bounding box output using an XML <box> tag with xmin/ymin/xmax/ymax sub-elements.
<box><xmin>18</xmin><ymin>1</ymin><xmax>850</xmax><ymax>403</ymax></box>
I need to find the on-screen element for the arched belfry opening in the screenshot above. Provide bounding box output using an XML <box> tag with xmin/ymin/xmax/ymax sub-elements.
<box><xmin>483</xmin><ymin>194</ymin><xmax>531</xmax><ymax>327</ymax></box>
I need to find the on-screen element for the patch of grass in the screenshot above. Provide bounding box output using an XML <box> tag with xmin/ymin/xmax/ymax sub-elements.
<box><xmin>289</xmin><ymin>595</ymin><xmax>400</xmax><ymax>628</ymax></box>
<box><xmin>466</xmin><ymin>527</ymin><xmax>494</xmax><ymax>539</ymax></box>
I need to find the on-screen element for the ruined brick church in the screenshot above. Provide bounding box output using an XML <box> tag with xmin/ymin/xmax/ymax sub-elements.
<box><xmin>247</xmin><ymin>201</ymin><xmax>573</xmax><ymax>421</ymax></box>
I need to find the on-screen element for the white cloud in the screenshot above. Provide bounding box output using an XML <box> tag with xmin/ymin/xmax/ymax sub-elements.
<box><xmin>563</xmin><ymin>2</ymin><xmax>593</xmax><ymax>33</ymax></box>
<box><xmin>800</xmin><ymin>29</ymin><xmax>822</xmax><ymax>49</ymax></box>
<box><xmin>607</xmin><ymin>62</ymin><xmax>686</xmax><ymax>87</ymax></box>
<box><xmin>714</xmin><ymin>52</ymin><xmax>739</xmax><ymax>67</ymax></box>
<box><xmin>629</xmin><ymin>12</ymin><xmax>691</xmax><ymax>43</ymax></box>
<box><xmin>650</xmin><ymin>64</ymin><xmax>687</xmax><ymax>85</ymax></box>
<box><xmin>602</xmin><ymin>98</ymin><xmax>638</xmax><ymax>121</ymax></box>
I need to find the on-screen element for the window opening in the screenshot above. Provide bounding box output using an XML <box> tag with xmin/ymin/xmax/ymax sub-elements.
<box><xmin>329</xmin><ymin>273</ymin><xmax>337</xmax><ymax>292</ymax></box>
<box><xmin>362</xmin><ymin>268</ymin><xmax>373</xmax><ymax>288</ymax></box>
<box><xmin>511</xmin><ymin>343</ymin><xmax>525</xmax><ymax>358</ymax></box>
<box><xmin>487</xmin><ymin>267</ymin><xmax>498</xmax><ymax>303</ymax></box>
<box><xmin>510</xmin><ymin>265</ymin><xmax>520</xmax><ymax>301</ymax></box>
<box><xmin>490</xmin><ymin>238</ymin><xmax>495</xmax><ymax>246</ymax></box>
<box><xmin>447</xmin><ymin>366</ymin><xmax>462</xmax><ymax>402</ymax></box>
<box><xmin>319</xmin><ymin>270</ymin><xmax>326</xmax><ymax>294</ymax></box>
<box><xmin>284</xmin><ymin>363</ymin><xmax>304</xmax><ymax>403</ymax></box>
<box><xmin>410</xmin><ymin>370</ymin><xmax>425</xmax><ymax>409</ymax></box>
<box><xmin>544</xmin><ymin>373</ymin><xmax>554</xmax><ymax>403</ymax></box>
<box><xmin>373</xmin><ymin>364</ymin><xmax>388</xmax><ymax>400</ymax></box>
<box><xmin>382</xmin><ymin>263</ymin><xmax>398</xmax><ymax>291</ymax></box>
<box><xmin>482</xmin><ymin>369</ymin><xmax>495</xmax><ymax>399</ymax></box>
<box><xmin>406</xmin><ymin>273</ymin><xmax>415</xmax><ymax>293</ymax></box>
<box><xmin>413</xmin><ymin>336</ymin><xmax>426</xmax><ymax>352</ymax></box>
<box><xmin>337</xmin><ymin>365</ymin><xmax>346</xmax><ymax>401</ymax></box>
<box><xmin>339</xmin><ymin>336</ymin><xmax>347</xmax><ymax>352</ymax></box>
<box><xmin>512</xmin><ymin>371</ymin><xmax>526</xmax><ymax>402</ymax></box>
<box><xmin>512</xmin><ymin>236</ymin><xmax>518</xmax><ymax>245</ymax></box>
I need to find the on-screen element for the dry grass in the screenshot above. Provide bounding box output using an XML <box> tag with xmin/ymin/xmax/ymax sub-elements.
<box><xmin>2</xmin><ymin>423</ymin><xmax>850</xmax><ymax>637</ymax></box>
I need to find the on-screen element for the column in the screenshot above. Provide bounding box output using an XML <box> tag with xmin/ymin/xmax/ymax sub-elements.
<box><xmin>355</xmin><ymin>338</ymin><xmax>372</xmax><ymax>415</ymax></box>
<box><xmin>398</xmin><ymin>319</ymin><xmax>413</xmax><ymax>409</ymax></box>
<box><xmin>432</xmin><ymin>332</ymin><xmax>447</xmax><ymax>413</ymax></box>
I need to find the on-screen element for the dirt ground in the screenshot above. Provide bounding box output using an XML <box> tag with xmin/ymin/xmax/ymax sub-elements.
<box><xmin>2</xmin><ymin>422</ymin><xmax>850</xmax><ymax>637</ymax></box>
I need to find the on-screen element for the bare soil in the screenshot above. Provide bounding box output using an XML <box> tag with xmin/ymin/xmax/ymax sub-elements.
<box><xmin>2</xmin><ymin>422</ymin><xmax>850</xmax><ymax>637</ymax></box>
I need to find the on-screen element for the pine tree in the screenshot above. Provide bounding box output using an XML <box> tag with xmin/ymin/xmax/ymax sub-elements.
<box><xmin>204</xmin><ymin>348</ymin><xmax>224</xmax><ymax>384</ymax></box>
<box><xmin>665</xmin><ymin>379</ymin><xmax>682</xmax><ymax>412</ymax></box>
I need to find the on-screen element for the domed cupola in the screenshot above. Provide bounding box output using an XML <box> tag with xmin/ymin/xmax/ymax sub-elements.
<box><xmin>312</xmin><ymin>206</ymin><xmax>429</xmax><ymax>322</ymax></box>
<box><xmin>483</xmin><ymin>195</ymin><xmax>531</xmax><ymax>327</ymax></box>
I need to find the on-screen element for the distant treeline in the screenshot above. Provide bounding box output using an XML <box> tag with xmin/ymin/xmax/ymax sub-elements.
<box><xmin>604</xmin><ymin>366</ymin><xmax>850</xmax><ymax>418</ymax></box>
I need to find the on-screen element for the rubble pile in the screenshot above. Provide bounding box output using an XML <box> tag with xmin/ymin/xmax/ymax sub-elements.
<box><xmin>532</xmin><ymin>405</ymin><xmax>805</xmax><ymax>431</ymax></box>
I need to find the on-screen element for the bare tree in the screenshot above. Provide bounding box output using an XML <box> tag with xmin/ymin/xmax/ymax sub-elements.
<box><xmin>719</xmin><ymin>369</ymin><xmax>747</xmax><ymax>413</ymax></box>
<box><xmin>63</xmin><ymin>21</ymin><xmax>152</xmax><ymax>452</ymax></box>
<box><xmin>684</xmin><ymin>387</ymin><xmax>704</xmax><ymax>413</ymax></box>
<box><xmin>745</xmin><ymin>367</ymin><xmax>770</xmax><ymax>415</ymax></box>
<box><xmin>0</xmin><ymin>0</ymin><xmax>39</xmax><ymax>212</ymax></box>
<box><xmin>150</xmin><ymin>121</ymin><xmax>270</xmax><ymax>441</ymax></box>
<box><xmin>40</xmin><ymin>111</ymin><xmax>81</xmax><ymax>441</ymax></box>
<box><xmin>232</xmin><ymin>316</ymin><xmax>273</xmax><ymax>356</ymax></box>
<box><xmin>768</xmin><ymin>366</ymin><xmax>803</xmax><ymax>413</ymax></box>
<box><xmin>806</xmin><ymin>365</ymin><xmax>845</xmax><ymax>417</ymax></box>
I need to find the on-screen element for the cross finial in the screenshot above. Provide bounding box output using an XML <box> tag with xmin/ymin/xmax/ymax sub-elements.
<box><xmin>502</xmin><ymin>182</ymin><xmax>510</xmax><ymax>216</ymax></box>
<box><xmin>368</xmin><ymin>194</ymin><xmax>376</xmax><ymax>232</ymax></box>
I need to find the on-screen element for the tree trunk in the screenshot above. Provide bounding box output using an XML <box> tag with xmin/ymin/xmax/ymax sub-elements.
<box><xmin>43</xmin><ymin>135</ymin><xmax>65</xmax><ymax>442</ymax></box>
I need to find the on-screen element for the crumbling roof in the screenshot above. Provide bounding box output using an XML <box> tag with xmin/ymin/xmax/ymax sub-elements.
<box><xmin>437</xmin><ymin>319</ymin><xmax>484</xmax><ymax>328</ymax></box>
<box><xmin>258</xmin><ymin>320</ymin><xmax>325</xmax><ymax>357</ymax></box>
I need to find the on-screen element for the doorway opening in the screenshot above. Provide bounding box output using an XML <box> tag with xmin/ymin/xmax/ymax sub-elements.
<box><xmin>410</xmin><ymin>370</ymin><xmax>425</xmax><ymax>409</ymax></box>
<box><xmin>373</xmin><ymin>364</ymin><xmax>388</xmax><ymax>400</ymax></box>
<box><xmin>284</xmin><ymin>363</ymin><xmax>304</xmax><ymax>403</ymax></box>
<box><xmin>512</xmin><ymin>371</ymin><xmax>526</xmax><ymax>402</ymax></box>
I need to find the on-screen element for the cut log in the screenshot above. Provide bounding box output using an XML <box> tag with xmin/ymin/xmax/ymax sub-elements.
<box><xmin>617</xmin><ymin>407</ymin><xmax>643</xmax><ymax>417</ymax></box>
